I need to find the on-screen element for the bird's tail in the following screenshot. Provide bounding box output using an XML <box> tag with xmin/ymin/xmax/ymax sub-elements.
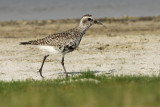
<box><xmin>20</xmin><ymin>38</ymin><xmax>45</xmax><ymax>45</ymax></box>
<box><xmin>19</xmin><ymin>42</ymin><xmax>31</xmax><ymax>45</ymax></box>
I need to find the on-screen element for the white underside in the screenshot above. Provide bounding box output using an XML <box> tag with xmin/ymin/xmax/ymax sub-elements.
<box><xmin>38</xmin><ymin>46</ymin><xmax>59</xmax><ymax>54</ymax></box>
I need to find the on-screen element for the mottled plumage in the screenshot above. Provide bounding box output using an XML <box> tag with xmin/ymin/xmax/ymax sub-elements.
<box><xmin>22</xmin><ymin>28</ymin><xmax>84</xmax><ymax>54</ymax></box>
<box><xmin>20</xmin><ymin>14</ymin><xmax>102</xmax><ymax>78</ymax></box>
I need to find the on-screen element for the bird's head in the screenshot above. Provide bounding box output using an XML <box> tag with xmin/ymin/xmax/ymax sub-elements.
<box><xmin>79</xmin><ymin>14</ymin><xmax>102</xmax><ymax>29</ymax></box>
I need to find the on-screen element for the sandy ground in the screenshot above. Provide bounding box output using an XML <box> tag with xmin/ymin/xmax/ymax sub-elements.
<box><xmin>1</xmin><ymin>17</ymin><xmax>160</xmax><ymax>81</ymax></box>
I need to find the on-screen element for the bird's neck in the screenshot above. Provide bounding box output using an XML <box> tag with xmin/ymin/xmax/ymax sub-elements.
<box><xmin>76</xmin><ymin>23</ymin><xmax>91</xmax><ymax>34</ymax></box>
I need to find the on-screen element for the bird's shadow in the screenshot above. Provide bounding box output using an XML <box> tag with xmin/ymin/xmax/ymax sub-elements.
<box><xmin>67</xmin><ymin>70</ymin><xmax>109</xmax><ymax>75</ymax></box>
<box><xmin>48</xmin><ymin>69</ymin><xmax>117</xmax><ymax>77</ymax></box>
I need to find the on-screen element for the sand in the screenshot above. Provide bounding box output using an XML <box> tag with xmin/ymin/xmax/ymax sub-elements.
<box><xmin>0</xmin><ymin>16</ymin><xmax>160</xmax><ymax>81</ymax></box>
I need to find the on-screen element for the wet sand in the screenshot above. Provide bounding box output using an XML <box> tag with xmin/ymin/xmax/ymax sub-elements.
<box><xmin>1</xmin><ymin>16</ymin><xmax>160</xmax><ymax>81</ymax></box>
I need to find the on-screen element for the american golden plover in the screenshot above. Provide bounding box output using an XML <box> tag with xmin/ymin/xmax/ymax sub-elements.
<box><xmin>20</xmin><ymin>14</ymin><xmax>102</xmax><ymax>78</ymax></box>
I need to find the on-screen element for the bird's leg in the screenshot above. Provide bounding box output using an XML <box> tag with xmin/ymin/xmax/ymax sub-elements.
<box><xmin>61</xmin><ymin>54</ymin><xmax>68</xmax><ymax>78</ymax></box>
<box><xmin>38</xmin><ymin>55</ymin><xmax>49</xmax><ymax>78</ymax></box>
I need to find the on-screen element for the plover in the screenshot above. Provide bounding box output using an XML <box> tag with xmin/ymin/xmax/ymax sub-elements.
<box><xmin>20</xmin><ymin>14</ymin><xmax>102</xmax><ymax>78</ymax></box>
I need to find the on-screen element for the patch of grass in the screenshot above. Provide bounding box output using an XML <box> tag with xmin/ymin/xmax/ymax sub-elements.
<box><xmin>0</xmin><ymin>72</ymin><xmax>160</xmax><ymax>107</ymax></box>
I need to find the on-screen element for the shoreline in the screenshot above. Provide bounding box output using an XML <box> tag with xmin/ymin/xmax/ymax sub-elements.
<box><xmin>1</xmin><ymin>15</ymin><xmax>160</xmax><ymax>25</ymax></box>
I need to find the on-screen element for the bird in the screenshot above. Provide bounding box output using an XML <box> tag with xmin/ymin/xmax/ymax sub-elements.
<box><xmin>20</xmin><ymin>14</ymin><xmax>103</xmax><ymax>78</ymax></box>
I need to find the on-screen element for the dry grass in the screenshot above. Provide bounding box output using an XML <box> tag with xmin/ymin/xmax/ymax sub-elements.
<box><xmin>1</xmin><ymin>16</ymin><xmax>160</xmax><ymax>38</ymax></box>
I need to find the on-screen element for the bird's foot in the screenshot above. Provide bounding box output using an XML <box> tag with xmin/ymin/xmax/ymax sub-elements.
<box><xmin>38</xmin><ymin>68</ymin><xmax>44</xmax><ymax>79</ymax></box>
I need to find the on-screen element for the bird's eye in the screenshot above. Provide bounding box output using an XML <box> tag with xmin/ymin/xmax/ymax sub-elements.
<box><xmin>88</xmin><ymin>18</ymin><xmax>92</xmax><ymax>21</ymax></box>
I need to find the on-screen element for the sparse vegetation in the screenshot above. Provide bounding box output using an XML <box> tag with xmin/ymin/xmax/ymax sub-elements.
<box><xmin>0</xmin><ymin>72</ymin><xmax>160</xmax><ymax>107</ymax></box>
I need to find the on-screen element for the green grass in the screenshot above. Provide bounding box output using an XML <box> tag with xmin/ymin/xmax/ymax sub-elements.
<box><xmin>0</xmin><ymin>72</ymin><xmax>160</xmax><ymax>107</ymax></box>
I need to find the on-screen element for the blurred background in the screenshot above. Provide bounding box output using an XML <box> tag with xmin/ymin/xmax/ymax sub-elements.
<box><xmin>0</xmin><ymin>0</ymin><xmax>160</xmax><ymax>21</ymax></box>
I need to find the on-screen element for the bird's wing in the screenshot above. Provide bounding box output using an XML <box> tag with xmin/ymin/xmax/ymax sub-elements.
<box><xmin>26</xmin><ymin>32</ymin><xmax>73</xmax><ymax>46</ymax></box>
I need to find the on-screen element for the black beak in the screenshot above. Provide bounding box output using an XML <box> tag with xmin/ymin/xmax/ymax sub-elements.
<box><xmin>94</xmin><ymin>20</ymin><xmax>103</xmax><ymax>25</ymax></box>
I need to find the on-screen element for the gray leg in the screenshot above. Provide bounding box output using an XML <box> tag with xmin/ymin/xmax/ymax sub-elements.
<box><xmin>61</xmin><ymin>54</ymin><xmax>68</xmax><ymax>78</ymax></box>
<box><xmin>38</xmin><ymin>55</ymin><xmax>49</xmax><ymax>78</ymax></box>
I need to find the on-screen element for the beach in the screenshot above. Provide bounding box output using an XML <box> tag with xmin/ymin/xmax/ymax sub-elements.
<box><xmin>0</xmin><ymin>16</ymin><xmax>160</xmax><ymax>81</ymax></box>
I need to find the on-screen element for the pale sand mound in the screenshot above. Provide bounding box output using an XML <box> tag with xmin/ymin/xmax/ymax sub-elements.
<box><xmin>0</xmin><ymin>34</ymin><xmax>160</xmax><ymax>81</ymax></box>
